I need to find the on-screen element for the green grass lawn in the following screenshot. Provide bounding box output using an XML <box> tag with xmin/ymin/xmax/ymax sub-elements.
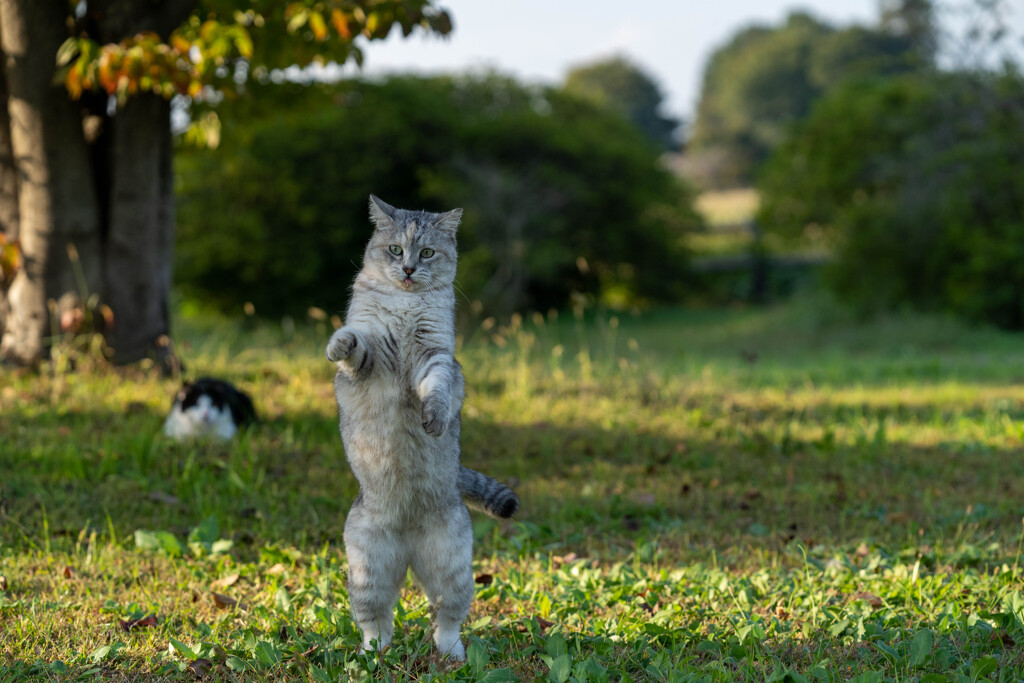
<box><xmin>3</xmin><ymin>296</ymin><xmax>1024</xmax><ymax>681</ymax></box>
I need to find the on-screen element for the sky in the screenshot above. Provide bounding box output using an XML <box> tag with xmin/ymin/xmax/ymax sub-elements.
<box><xmin>330</xmin><ymin>0</ymin><xmax>1024</xmax><ymax>127</ymax></box>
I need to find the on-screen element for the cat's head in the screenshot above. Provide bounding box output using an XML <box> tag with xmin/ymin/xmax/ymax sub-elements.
<box><xmin>361</xmin><ymin>195</ymin><xmax>461</xmax><ymax>291</ymax></box>
<box><xmin>174</xmin><ymin>380</ymin><xmax>229</xmax><ymax>427</ymax></box>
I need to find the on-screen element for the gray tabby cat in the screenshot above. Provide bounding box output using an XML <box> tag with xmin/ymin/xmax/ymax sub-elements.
<box><xmin>326</xmin><ymin>195</ymin><xmax>518</xmax><ymax>660</ymax></box>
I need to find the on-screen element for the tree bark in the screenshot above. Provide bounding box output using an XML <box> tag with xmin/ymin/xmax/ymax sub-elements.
<box><xmin>0</xmin><ymin>0</ymin><xmax>103</xmax><ymax>365</ymax></box>
<box><xmin>0</xmin><ymin>0</ymin><xmax>197</xmax><ymax>367</ymax></box>
<box><xmin>0</xmin><ymin>56</ymin><xmax>18</xmax><ymax>339</ymax></box>
<box><xmin>105</xmin><ymin>93</ymin><xmax>175</xmax><ymax>365</ymax></box>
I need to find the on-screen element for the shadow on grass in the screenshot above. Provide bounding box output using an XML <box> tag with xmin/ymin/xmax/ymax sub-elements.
<box><xmin>2</xmin><ymin>401</ymin><xmax>1023</xmax><ymax>568</ymax></box>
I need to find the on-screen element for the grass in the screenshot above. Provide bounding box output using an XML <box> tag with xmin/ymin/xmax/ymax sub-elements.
<box><xmin>694</xmin><ymin>189</ymin><xmax>760</xmax><ymax>229</ymax></box>
<box><xmin>3</xmin><ymin>295</ymin><xmax>1024</xmax><ymax>681</ymax></box>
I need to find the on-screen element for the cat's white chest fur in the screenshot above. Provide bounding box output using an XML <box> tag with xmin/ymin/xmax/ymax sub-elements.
<box><xmin>163</xmin><ymin>396</ymin><xmax>238</xmax><ymax>440</ymax></box>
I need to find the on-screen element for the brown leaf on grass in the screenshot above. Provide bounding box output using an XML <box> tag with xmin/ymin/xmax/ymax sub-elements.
<box><xmin>266</xmin><ymin>563</ymin><xmax>287</xmax><ymax>575</ymax></box>
<box><xmin>62</xmin><ymin>566</ymin><xmax>75</xmax><ymax>579</ymax></box>
<box><xmin>474</xmin><ymin>573</ymin><xmax>494</xmax><ymax>585</ymax></box>
<box><xmin>187</xmin><ymin>658</ymin><xmax>213</xmax><ymax>678</ymax></box>
<box><xmin>148</xmin><ymin>491</ymin><xmax>180</xmax><ymax>506</ymax></box>
<box><xmin>775</xmin><ymin>605</ymin><xmax>790</xmax><ymax>620</ymax></box>
<box><xmin>120</xmin><ymin>614</ymin><xmax>159</xmax><ymax>632</ymax></box>
<box><xmin>552</xmin><ymin>552</ymin><xmax>578</xmax><ymax>568</ymax></box>
<box><xmin>0</xmin><ymin>576</ymin><xmax>7</xmax><ymax>591</ymax></box>
<box><xmin>515</xmin><ymin>616</ymin><xmax>555</xmax><ymax>633</ymax></box>
<box><xmin>855</xmin><ymin>543</ymin><xmax>870</xmax><ymax>557</ymax></box>
<box><xmin>635</xmin><ymin>492</ymin><xmax>656</xmax><ymax>506</ymax></box>
<box><xmin>211</xmin><ymin>573</ymin><xmax>239</xmax><ymax>590</ymax></box>
<box><xmin>212</xmin><ymin>592</ymin><xmax>237</xmax><ymax>609</ymax></box>
<box><xmin>849</xmin><ymin>592</ymin><xmax>883</xmax><ymax>608</ymax></box>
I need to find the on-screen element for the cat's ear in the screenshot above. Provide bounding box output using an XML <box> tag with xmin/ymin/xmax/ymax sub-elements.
<box><xmin>436</xmin><ymin>207</ymin><xmax>462</xmax><ymax>234</ymax></box>
<box><xmin>368</xmin><ymin>195</ymin><xmax>398</xmax><ymax>230</ymax></box>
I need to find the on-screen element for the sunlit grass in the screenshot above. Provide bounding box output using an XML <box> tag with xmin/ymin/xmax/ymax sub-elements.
<box><xmin>3</xmin><ymin>295</ymin><xmax>1024</xmax><ymax>680</ymax></box>
<box><xmin>695</xmin><ymin>188</ymin><xmax>760</xmax><ymax>228</ymax></box>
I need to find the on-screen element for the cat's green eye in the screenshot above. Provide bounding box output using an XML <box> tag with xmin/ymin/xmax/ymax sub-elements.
<box><xmin>420</xmin><ymin>248</ymin><xmax>435</xmax><ymax>258</ymax></box>
<box><xmin>388</xmin><ymin>245</ymin><xmax>402</xmax><ymax>255</ymax></box>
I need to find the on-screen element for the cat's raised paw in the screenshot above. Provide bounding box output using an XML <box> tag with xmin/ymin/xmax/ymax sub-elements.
<box><xmin>326</xmin><ymin>329</ymin><xmax>357</xmax><ymax>362</ymax></box>
<box><xmin>421</xmin><ymin>397</ymin><xmax>449</xmax><ymax>437</ymax></box>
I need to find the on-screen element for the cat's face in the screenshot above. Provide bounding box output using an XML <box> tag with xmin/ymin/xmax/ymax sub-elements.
<box><xmin>168</xmin><ymin>383</ymin><xmax>237</xmax><ymax>439</ymax></box>
<box><xmin>362</xmin><ymin>195</ymin><xmax>461</xmax><ymax>292</ymax></box>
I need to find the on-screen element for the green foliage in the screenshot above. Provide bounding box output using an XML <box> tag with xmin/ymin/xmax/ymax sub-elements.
<box><xmin>59</xmin><ymin>0</ymin><xmax>452</xmax><ymax>104</ymax></box>
<box><xmin>175</xmin><ymin>73</ymin><xmax>700</xmax><ymax>317</ymax></box>
<box><xmin>758</xmin><ymin>70</ymin><xmax>1024</xmax><ymax>329</ymax></box>
<box><xmin>562</xmin><ymin>56</ymin><xmax>679</xmax><ymax>150</ymax></box>
<box><xmin>689</xmin><ymin>11</ymin><xmax>921</xmax><ymax>187</ymax></box>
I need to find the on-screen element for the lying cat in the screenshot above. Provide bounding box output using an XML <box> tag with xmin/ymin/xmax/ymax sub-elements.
<box><xmin>327</xmin><ymin>195</ymin><xmax>518</xmax><ymax>660</ymax></box>
<box><xmin>162</xmin><ymin>377</ymin><xmax>257</xmax><ymax>440</ymax></box>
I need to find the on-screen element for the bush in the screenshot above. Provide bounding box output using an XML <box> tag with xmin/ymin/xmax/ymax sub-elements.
<box><xmin>757</xmin><ymin>69</ymin><xmax>1024</xmax><ymax>329</ymax></box>
<box><xmin>175</xmin><ymin>74</ymin><xmax>701</xmax><ymax>318</ymax></box>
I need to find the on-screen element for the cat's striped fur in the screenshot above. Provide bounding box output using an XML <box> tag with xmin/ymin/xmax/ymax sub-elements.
<box><xmin>327</xmin><ymin>195</ymin><xmax>518</xmax><ymax>660</ymax></box>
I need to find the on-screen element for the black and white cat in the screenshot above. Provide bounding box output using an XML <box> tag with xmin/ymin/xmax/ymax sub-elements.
<box><xmin>162</xmin><ymin>378</ymin><xmax>257</xmax><ymax>440</ymax></box>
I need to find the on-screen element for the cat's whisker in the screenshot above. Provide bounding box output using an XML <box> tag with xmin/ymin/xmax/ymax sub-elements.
<box><xmin>451</xmin><ymin>278</ymin><xmax>473</xmax><ymax>306</ymax></box>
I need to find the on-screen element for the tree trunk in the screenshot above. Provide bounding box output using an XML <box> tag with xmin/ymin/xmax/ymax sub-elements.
<box><xmin>0</xmin><ymin>0</ymin><xmax>196</xmax><ymax>368</ymax></box>
<box><xmin>0</xmin><ymin>0</ymin><xmax>103</xmax><ymax>365</ymax></box>
<box><xmin>105</xmin><ymin>94</ymin><xmax>175</xmax><ymax>365</ymax></box>
<box><xmin>0</xmin><ymin>59</ymin><xmax>18</xmax><ymax>339</ymax></box>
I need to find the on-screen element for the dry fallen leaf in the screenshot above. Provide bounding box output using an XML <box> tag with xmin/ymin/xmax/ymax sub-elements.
<box><xmin>266</xmin><ymin>563</ymin><xmax>287</xmax><ymax>575</ymax></box>
<box><xmin>148</xmin><ymin>491</ymin><xmax>181</xmax><ymax>506</ymax></box>
<box><xmin>120</xmin><ymin>614</ymin><xmax>159</xmax><ymax>632</ymax></box>
<box><xmin>552</xmin><ymin>552</ymin><xmax>578</xmax><ymax>567</ymax></box>
<box><xmin>0</xmin><ymin>576</ymin><xmax>7</xmax><ymax>591</ymax></box>
<box><xmin>850</xmin><ymin>592</ymin><xmax>883</xmax><ymax>608</ymax></box>
<box><xmin>635</xmin><ymin>492</ymin><xmax>656</xmax><ymax>506</ymax></box>
<box><xmin>212</xmin><ymin>592</ymin><xmax>237</xmax><ymax>609</ymax></box>
<box><xmin>211</xmin><ymin>573</ymin><xmax>239</xmax><ymax>590</ymax></box>
<box><xmin>187</xmin><ymin>658</ymin><xmax>213</xmax><ymax>678</ymax></box>
<box><xmin>62</xmin><ymin>566</ymin><xmax>75</xmax><ymax>579</ymax></box>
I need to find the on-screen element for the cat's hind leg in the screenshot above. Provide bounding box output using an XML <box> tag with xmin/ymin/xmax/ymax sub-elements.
<box><xmin>344</xmin><ymin>502</ymin><xmax>407</xmax><ymax>653</ymax></box>
<box><xmin>410</xmin><ymin>504</ymin><xmax>473</xmax><ymax>660</ymax></box>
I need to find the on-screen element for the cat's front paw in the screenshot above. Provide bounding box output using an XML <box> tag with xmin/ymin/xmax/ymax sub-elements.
<box><xmin>326</xmin><ymin>329</ymin><xmax>357</xmax><ymax>362</ymax></box>
<box><xmin>421</xmin><ymin>396</ymin><xmax>450</xmax><ymax>437</ymax></box>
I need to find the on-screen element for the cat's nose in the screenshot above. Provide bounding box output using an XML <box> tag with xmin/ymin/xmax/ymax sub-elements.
<box><xmin>403</xmin><ymin>266</ymin><xmax>416</xmax><ymax>275</ymax></box>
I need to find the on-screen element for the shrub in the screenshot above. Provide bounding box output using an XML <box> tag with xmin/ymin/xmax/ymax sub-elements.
<box><xmin>757</xmin><ymin>69</ymin><xmax>1024</xmax><ymax>328</ymax></box>
<box><xmin>175</xmin><ymin>74</ymin><xmax>701</xmax><ymax>318</ymax></box>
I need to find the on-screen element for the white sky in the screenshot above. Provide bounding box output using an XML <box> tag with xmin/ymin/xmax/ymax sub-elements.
<box><xmin>335</xmin><ymin>0</ymin><xmax>1023</xmax><ymax>126</ymax></box>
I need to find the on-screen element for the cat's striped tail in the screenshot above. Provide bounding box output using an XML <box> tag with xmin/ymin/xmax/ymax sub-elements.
<box><xmin>457</xmin><ymin>466</ymin><xmax>519</xmax><ymax>519</ymax></box>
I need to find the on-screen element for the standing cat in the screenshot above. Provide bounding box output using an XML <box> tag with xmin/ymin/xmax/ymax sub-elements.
<box><xmin>327</xmin><ymin>195</ymin><xmax>518</xmax><ymax>660</ymax></box>
<box><xmin>163</xmin><ymin>377</ymin><xmax>257</xmax><ymax>440</ymax></box>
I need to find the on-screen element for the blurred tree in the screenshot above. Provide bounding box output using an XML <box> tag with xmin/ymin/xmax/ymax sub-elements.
<box><xmin>758</xmin><ymin>70</ymin><xmax>1024</xmax><ymax>328</ymax></box>
<box><xmin>562</xmin><ymin>56</ymin><xmax>678</xmax><ymax>150</ymax></box>
<box><xmin>175</xmin><ymin>74</ymin><xmax>701</xmax><ymax>318</ymax></box>
<box><xmin>688</xmin><ymin>11</ymin><xmax>919</xmax><ymax>188</ymax></box>
<box><xmin>879</xmin><ymin>0</ymin><xmax>937</xmax><ymax>64</ymax></box>
<box><xmin>0</xmin><ymin>0</ymin><xmax>451</xmax><ymax>367</ymax></box>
